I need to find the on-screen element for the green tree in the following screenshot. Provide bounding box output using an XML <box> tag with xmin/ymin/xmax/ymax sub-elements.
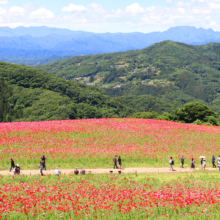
<box><xmin>174</xmin><ymin>102</ymin><xmax>217</xmax><ymax>123</ymax></box>
<box><xmin>0</xmin><ymin>78</ymin><xmax>12</xmax><ymax>122</ymax></box>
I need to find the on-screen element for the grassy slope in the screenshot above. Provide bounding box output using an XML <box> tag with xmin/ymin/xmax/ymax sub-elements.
<box><xmin>40</xmin><ymin>40</ymin><xmax>220</xmax><ymax>113</ymax></box>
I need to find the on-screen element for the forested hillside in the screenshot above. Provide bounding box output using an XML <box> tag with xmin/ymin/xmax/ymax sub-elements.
<box><xmin>41</xmin><ymin>41</ymin><xmax>220</xmax><ymax>114</ymax></box>
<box><xmin>0</xmin><ymin>78</ymin><xmax>12</xmax><ymax>122</ymax></box>
<box><xmin>0</xmin><ymin>62</ymin><xmax>131</xmax><ymax>122</ymax></box>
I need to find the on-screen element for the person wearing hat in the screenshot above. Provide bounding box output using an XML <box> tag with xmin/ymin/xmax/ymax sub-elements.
<box><xmin>74</xmin><ymin>168</ymin><xmax>79</xmax><ymax>175</ymax></box>
<box><xmin>212</xmin><ymin>155</ymin><xmax>216</xmax><ymax>168</ymax></box>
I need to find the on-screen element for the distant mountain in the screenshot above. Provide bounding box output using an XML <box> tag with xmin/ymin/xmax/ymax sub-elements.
<box><xmin>41</xmin><ymin>40</ymin><xmax>220</xmax><ymax>114</ymax></box>
<box><xmin>1</xmin><ymin>26</ymin><xmax>220</xmax><ymax>65</ymax></box>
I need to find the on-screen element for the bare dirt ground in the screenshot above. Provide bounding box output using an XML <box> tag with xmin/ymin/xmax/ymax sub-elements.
<box><xmin>0</xmin><ymin>167</ymin><xmax>217</xmax><ymax>176</ymax></box>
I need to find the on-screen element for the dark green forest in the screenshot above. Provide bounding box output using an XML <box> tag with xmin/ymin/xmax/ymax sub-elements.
<box><xmin>0</xmin><ymin>62</ymin><xmax>132</xmax><ymax>122</ymax></box>
<box><xmin>41</xmin><ymin>40</ymin><xmax>220</xmax><ymax>114</ymax></box>
<box><xmin>0</xmin><ymin>78</ymin><xmax>12</xmax><ymax>122</ymax></box>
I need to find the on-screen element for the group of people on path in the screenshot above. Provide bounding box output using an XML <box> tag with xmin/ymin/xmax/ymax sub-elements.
<box><xmin>11</xmin><ymin>154</ymin><xmax>220</xmax><ymax>175</ymax></box>
<box><xmin>113</xmin><ymin>155</ymin><xmax>122</xmax><ymax>169</ymax></box>
<box><xmin>52</xmin><ymin>167</ymin><xmax>85</xmax><ymax>176</ymax></box>
<box><xmin>10</xmin><ymin>158</ymin><xmax>21</xmax><ymax>175</ymax></box>
<box><xmin>169</xmin><ymin>155</ymin><xmax>220</xmax><ymax>171</ymax></box>
<box><xmin>10</xmin><ymin>156</ymin><xmax>86</xmax><ymax>176</ymax></box>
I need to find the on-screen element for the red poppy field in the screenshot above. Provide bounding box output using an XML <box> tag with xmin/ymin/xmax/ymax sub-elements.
<box><xmin>1</xmin><ymin>172</ymin><xmax>220</xmax><ymax>219</ymax></box>
<box><xmin>1</xmin><ymin>119</ymin><xmax>220</xmax><ymax>219</ymax></box>
<box><xmin>0</xmin><ymin>118</ymin><xmax>220</xmax><ymax>169</ymax></box>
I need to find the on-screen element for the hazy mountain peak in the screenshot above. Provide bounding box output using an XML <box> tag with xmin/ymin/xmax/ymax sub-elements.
<box><xmin>1</xmin><ymin>26</ymin><xmax>220</xmax><ymax>65</ymax></box>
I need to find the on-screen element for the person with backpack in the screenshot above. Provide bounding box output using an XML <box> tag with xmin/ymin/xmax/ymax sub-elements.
<box><xmin>180</xmin><ymin>156</ymin><xmax>184</xmax><ymax>168</ymax></box>
<box><xmin>212</xmin><ymin>155</ymin><xmax>216</xmax><ymax>168</ymax></box>
<box><xmin>169</xmin><ymin>157</ymin><xmax>174</xmax><ymax>171</ymax></box>
<box><xmin>10</xmin><ymin>158</ymin><xmax>15</xmax><ymax>172</ymax></box>
<box><xmin>41</xmin><ymin>155</ymin><xmax>46</xmax><ymax>170</ymax></box>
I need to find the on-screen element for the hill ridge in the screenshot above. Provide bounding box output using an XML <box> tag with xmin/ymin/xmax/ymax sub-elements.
<box><xmin>40</xmin><ymin>40</ymin><xmax>220</xmax><ymax>114</ymax></box>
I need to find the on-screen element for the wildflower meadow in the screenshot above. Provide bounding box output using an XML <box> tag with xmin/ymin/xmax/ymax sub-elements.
<box><xmin>1</xmin><ymin>119</ymin><xmax>220</xmax><ymax>219</ymax></box>
<box><xmin>1</xmin><ymin>172</ymin><xmax>220</xmax><ymax>219</ymax></box>
<box><xmin>0</xmin><ymin>118</ymin><xmax>220</xmax><ymax>169</ymax></box>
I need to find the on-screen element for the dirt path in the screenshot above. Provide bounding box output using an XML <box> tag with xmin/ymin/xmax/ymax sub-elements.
<box><xmin>0</xmin><ymin>167</ymin><xmax>217</xmax><ymax>176</ymax></box>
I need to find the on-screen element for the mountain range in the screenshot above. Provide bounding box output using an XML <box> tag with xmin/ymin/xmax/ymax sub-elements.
<box><xmin>41</xmin><ymin>40</ymin><xmax>220</xmax><ymax>114</ymax></box>
<box><xmin>1</xmin><ymin>26</ymin><xmax>220</xmax><ymax>65</ymax></box>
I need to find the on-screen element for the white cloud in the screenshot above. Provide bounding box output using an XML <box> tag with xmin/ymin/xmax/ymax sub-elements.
<box><xmin>0</xmin><ymin>7</ymin><xmax>6</xmax><ymax>15</ymax></box>
<box><xmin>62</xmin><ymin>4</ymin><xmax>87</xmax><ymax>12</ymax></box>
<box><xmin>208</xmin><ymin>2</ymin><xmax>220</xmax><ymax>10</ymax></box>
<box><xmin>1</xmin><ymin>0</ymin><xmax>220</xmax><ymax>33</ymax></box>
<box><xmin>88</xmin><ymin>3</ymin><xmax>106</xmax><ymax>14</ymax></box>
<box><xmin>9</xmin><ymin>6</ymin><xmax>26</xmax><ymax>16</ymax></box>
<box><xmin>30</xmin><ymin>8</ymin><xmax>55</xmax><ymax>19</ymax></box>
<box><xmin>176</xmin><ymin>1</ymin><xmax>191</xmax><ymax>7</ymax></box>
<box><xmin>177</xmin><ymin>8</ymin><xmax>186</xmax><ymax>14</ymax></box>
<box><xmin>0</xmin><ymin>0</ymin><xmax>8</xmax><ymax>5</ymax></box>
<box><xmin>125</xmin><ymin>3</ymin><xmax>145</xmax><ymax>14</ymax></box>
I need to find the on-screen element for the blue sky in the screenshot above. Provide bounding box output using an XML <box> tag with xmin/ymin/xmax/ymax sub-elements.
<box><xmin>0</xmin><ymin>0</ymin><xmax>219</xmax><ymax>33</ymax></box>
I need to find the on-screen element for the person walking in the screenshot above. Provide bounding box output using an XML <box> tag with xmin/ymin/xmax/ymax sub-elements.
<box><xmin>190</xmin><ymin>158</ymin><xmax>195</xmax><ymax>169</ymax></box>
<box><xmin>200</xmin><ymin>158</ymin><xmax>203</xmax><ymax>168</ymax></box>
<box><xmin>202</xmin><ymin>158</ymin><xmax>206</xmax><ymax>170</ymax></box>
<box><xmin>10</xmin><ymin>158</ymin><xmax>15</xmax><ymax>172</ymax></box>
<box><xmin>113</xmin><ymin>155</ymin><xmax>118</xmax><ymax>169</ymax></box>
<box><xmin>41</xmin><ymin>155</ymin><xmax>46</xmax><ymax>170</ymax></box>
<box><xmin>169</xmin><ymin>157</ymin><xmax>174</xmax><ymax>171</ymax></box>
<box><xmin>118</xmin><ymin>156</ymin><xmax>122</xmax><ymax>169</ymax></box>
<box><xmin>180</xmin><ymin>156</ymin><xmax>184</xmax><ymax>168</ymax></box>
<box><xmin>39</xmin><ymin>162</ymin><xmax>44</xmax><ymax>176</ymax></box>
<box><xmin>217</xmin><ymin>155</ymin><xmax>220</xmax><ymax>170</ymax></box>
<box><xmin>212</xmin><ymin>155</ymin><xmax>216</xmax><ymax>168</ymax></box>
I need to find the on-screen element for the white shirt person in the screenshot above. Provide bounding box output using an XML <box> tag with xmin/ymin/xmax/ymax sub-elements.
<box><xmin>217</xmin><ymin>156</ymin><xmax>220</xmax><ymax>170</ymax></box>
